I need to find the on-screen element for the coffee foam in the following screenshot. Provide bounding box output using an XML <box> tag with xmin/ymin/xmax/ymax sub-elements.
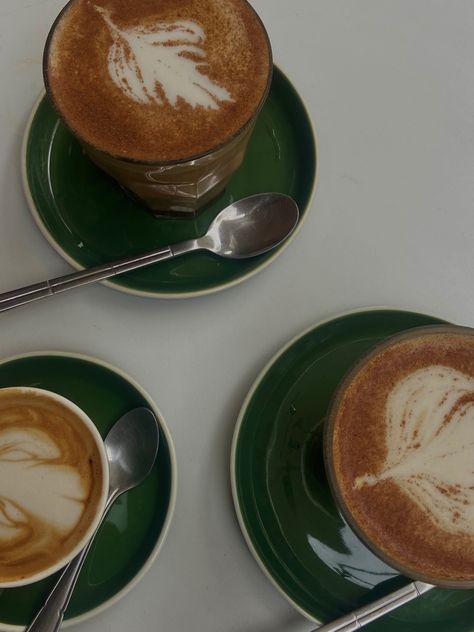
<box><xmin>46</xmin><ymin>0</ymin><xmax>271</xmax><ymax>161</ymax></box>
<box><xmin>0</xmin><ymin>389</ymin><xmax>104</xmax><ymax>583</ymax></box>
<box><xmin>331</xmin><ymin>330</ymin><xmax>474</xmax><ymax>581</ymax></box>
<box><xmin>95</xmin><ymin>9</ymin><xmax>233</xmax><ymax>109</ymax></box>
<box><xmin>355</xmin><ymin>365</ymin><xmax>474</xmax><ymax>536</ymax></box>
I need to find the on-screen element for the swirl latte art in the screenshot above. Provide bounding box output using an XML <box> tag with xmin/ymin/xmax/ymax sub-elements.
<box><xmin>0</xmin><ymin>388</ymin><xmax>105</xmax><ymax>585</ymax></box>
<box><xmin>329</xmin><ymin>327</ymin><xmax>474</xmax><ymax>583</ymax></box>
<box><xmin>95</xmin><ymin>8</ymin><xmax>233</xmax><ymax>109</ymax></box>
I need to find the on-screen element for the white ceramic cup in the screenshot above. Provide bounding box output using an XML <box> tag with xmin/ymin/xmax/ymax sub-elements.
<box><xmin>0</xmin><ymin>386</ymin><xmax>109</xmax><ymax>588</ymax></box>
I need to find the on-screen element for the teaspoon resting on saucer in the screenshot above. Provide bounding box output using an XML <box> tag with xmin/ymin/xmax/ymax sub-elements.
<box><xmin>0</xmin><ymin>192</ymin><xmax>298</xmax><ymax>312</ymax></box>
<box><xmin>25</xmin><ymin>406</ymin><xmax>160</xmax><ymax>632</ymax></box>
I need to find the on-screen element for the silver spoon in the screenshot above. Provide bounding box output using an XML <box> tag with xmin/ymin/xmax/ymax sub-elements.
<box><xmin>25</xmin><ymin>407</ymin><xmax>160</xmax><ymax>632</ymax></box>
<box><xmin>311</xmin><ymin>580</ymin><xmax>433</xmax><ymax>631</ymax></box>
<box><xmin>0</xmin><ymin>192</ymin><xmax>299</xmax><ymax>312</ymax></box>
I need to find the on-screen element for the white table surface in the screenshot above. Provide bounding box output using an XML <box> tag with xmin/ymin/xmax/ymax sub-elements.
<box><xmin>1</xmin><ymin>1</ymin><xmax>474</xmax><ymax>631</ymax></box>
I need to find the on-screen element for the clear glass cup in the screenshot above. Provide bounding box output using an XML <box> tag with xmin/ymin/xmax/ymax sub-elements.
<box><xmin>43</xmin><ymin>0</ymin><xmax>272</xmax><ymax>217</ymax></box>
<box><xmin>324</xmin><ymin>324</ymin><xmax>474</xmax><ymax>588</ymax></box>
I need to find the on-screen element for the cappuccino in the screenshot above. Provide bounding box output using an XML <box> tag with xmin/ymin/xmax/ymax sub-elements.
<box><xmin>44</xmin><ymin>0</ymin><xmax>272</xmax><ymax>213</ymax></box>
<box><xmin>326</xmin><ymin>326</ymin><xmax>474</xmax><ymax>584</ymax></box>
<box><xmin>0</xmin><ymin>387</ymin><xmax>107</xmax><ymax>586</ymax></box>
<box><xmin>46</xmin><ymin>0</ymin><xmax>270</xmax><ymax>162</ymax></box>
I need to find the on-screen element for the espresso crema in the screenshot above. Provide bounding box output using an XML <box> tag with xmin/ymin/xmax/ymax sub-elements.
<box><xmin>0</xmin><ymin>388</ymin><xmax>104</xmax><ymax>583</ymax></box>
<box><xmin>329</xmin><ymin>328</ymin><xmax>474</xmax><ymax>582</ymax></box>
<box><xmin>45</xmin><ymin>0</ymin><xmax>271</xmax><ymax>161</ymax></box>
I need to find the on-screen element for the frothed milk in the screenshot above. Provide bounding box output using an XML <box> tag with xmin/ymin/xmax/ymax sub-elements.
<box><xmin>326</xmin><ymin>326</ymin><xmax>474</xmax><ymax>584</ymax></box>
<box><xmin>0</xmin><ymin>387</ymin><xmax>106</xmax><ymax>585</ymax></box>
<box><xmin>354</xmin><ymin>365</ymin><xmax>474</xmax><ymax>535</ymax></box>
<box><xmin>44</xmin><ymin>0</ymin><xmax>272</xmax><ymax>213</ymax></box>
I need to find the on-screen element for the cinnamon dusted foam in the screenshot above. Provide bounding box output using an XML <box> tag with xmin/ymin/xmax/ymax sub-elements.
<box><xmin>328</xmin><ymin>327</ymin><xmax>474</xmax><ymax>583</ymax></box>
<box><xmin>45</xmin><ymin>0</ymin><xmax>272</xmax><ymax>162</ymax></box>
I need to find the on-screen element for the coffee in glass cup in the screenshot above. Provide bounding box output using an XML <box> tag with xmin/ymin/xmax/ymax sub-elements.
<box><xmin>325</xmin><ymin>325</ymin><xmax>474</xmax><ymax>586</ymax></box>
<box><xmin>43</xmin><ymin>0</ymin><xmax>272</xmax><ymax>216</ymax></box>
<box><xmin>0</xmin><ymin>387</ymin><xmax>108</xmax><ymax>587</ymax></box>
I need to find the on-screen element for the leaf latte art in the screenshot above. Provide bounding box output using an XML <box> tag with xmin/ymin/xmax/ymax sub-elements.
<box><xmin>95</xmin><ymin>7</ymin><xmax>233</xmax><ymax>109</ymax></box>
<box><xmin>46</xmin><ymin>0</ymin><xmax>271</xmax><ymax>162</ymax></box>
<box><xmin>329</xmin><ymin>328</ymin><xmax>474</xmax><ymax>582</ymax></box>
<box><xmin>355</xmin><ymin>366</ymin><xmax>474</xmax><ymax>535</ymax></box>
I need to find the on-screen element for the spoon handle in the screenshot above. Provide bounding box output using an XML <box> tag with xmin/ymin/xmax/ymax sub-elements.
<box><xmin>25</xmin><ymin>491</ymin><xmax>119</xmax><ymax>632</ymax></box>
<box><xmin>0</xmin><ymin>244</ymin><xmax>181</xmax><ymax>312</ymax></box>
<box><xmin>311</xmin><ymin>581</ymin><xmax>434</xmax><ymax>632</ymax></box>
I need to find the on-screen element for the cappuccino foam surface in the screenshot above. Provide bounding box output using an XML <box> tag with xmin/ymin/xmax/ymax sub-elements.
<box><xmin>46</xmin><ymin>0</ymin><xmax>271</xmax><ymax>161</ymax></box>
<box><xmin>0</xmin><ymin>388</ymin><xmax>104</xmax><ymax>583</ymax></box>
<box><xmin>331</xmin><ymin>331</ymin><xmax>474</xmax><ymax>582</ymax></box>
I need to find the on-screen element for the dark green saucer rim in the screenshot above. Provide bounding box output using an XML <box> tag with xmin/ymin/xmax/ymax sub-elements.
<box><xmin>0</xmin><ymin>350</ymin><xmax>177</xmax><ymax>631</ymax></box>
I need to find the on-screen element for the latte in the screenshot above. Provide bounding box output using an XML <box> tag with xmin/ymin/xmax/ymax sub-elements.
<box><xmin>326</xmin><ymin>326</ymin><xmax>474</xmax><ymax>584</ymax></box>
<box><xmin>0</xmin><ymin>387</ymin><xmax>107</xmax><ymax>586</ymax></box>
<box><xmin>45</xmin><ymin>0</ymin><xmax>271</xmax><ymax>162</ymax></box>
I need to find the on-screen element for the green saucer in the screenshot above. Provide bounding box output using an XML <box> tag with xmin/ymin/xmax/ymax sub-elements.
<box><xmin>0</xmin><ymin>352</ymin><xmax>176</xmax><ymax>630</ymax></box>
<box><xmin>22</xmin><ymin>66</ymin><xmax>317</xmax><ymax>298</ymax></box>
<box><xmin>232</xmin><ymin>309</ymin><xmax>474</xmax><ymax>631</ymax></box>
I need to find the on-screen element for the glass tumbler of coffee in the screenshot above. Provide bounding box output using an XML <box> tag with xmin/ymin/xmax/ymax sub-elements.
<box><xmin>43</xmin><ymin>0</ymin><xmax>272</xmax><ymax>217</ymax></box>
<box><xmin>325</xmin><ymin>324</ymin><xmax>474</xmax><ymax>587</ymax></box>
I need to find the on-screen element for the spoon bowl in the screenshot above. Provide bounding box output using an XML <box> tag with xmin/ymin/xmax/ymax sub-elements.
<box><xmin>106</xmin><ymin>407</ymin><xmax>159</xmax><ymax>495</ymax></box>
<box><xmin>194</xmin><ymin>193</ymin><xmax>299</xmax><ymax>259</ymax></box>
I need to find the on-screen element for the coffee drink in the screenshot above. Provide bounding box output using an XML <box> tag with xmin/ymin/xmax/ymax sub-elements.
<box><xmin>326</xmin><ymin>325</ymin><xmax>474</xmax><ymax>584</ymax></box>
<box><xmin>44</xmin><ymin>0</ymin><xmax>272</xmax><ymax>214</ymax></box>
<box><xmin>0</xmin><ymin>387</ymin><xmax>107</xmax><ymax>586</ymax></box>
<box><xmin>46</xmin><ymin>0</ymin><xmax>271</xmax><ymax>162</ymax></box>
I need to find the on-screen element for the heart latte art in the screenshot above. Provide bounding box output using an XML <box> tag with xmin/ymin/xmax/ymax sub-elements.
<box><xmin>329</xmin><ymin>328</ymin><xmax>474</xmax><ymax>583</ymax></box>
<box><xmin>0</xmin><ymin>388</ymin><xmax>105</xmax><ymax>584</ymax></box>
